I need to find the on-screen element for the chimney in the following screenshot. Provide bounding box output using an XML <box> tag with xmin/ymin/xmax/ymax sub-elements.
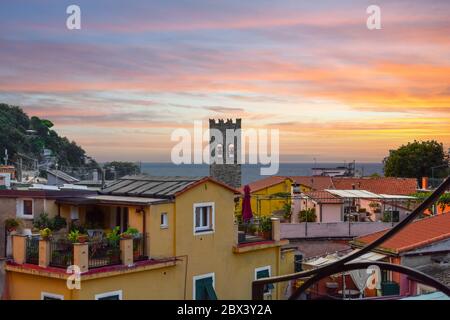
<box><xmin>422</xmin><ymin>177</ymin><xmax>429</xmax><ymax>190</ymax></box>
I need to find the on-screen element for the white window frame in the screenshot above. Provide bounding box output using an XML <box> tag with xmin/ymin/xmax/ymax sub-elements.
<box><xmin>255</xmin><ymin>265</ymin><xmax>273</xmax><ymax>296</ymax></box>
<box><xmin>193</xmin><ymin>272</ymin><xmax>215</xmax><ymax>301</ymax></box>
<box><xmin>70</xmin><ymin>206</ymin><xmax>79</xmax><ymax>220</ymax></box>
<box><xmin>17</xmin><ymin>198</ymin><xmax>34</xmax><ymax>219</ymax></box>
<box><xmin>160</xmin><ymin>212</ymin><xmax>168</xmax><ymax>229</ymax></box>
<box><xmin>95</xmin><ymin>290</ymin><xmax>123</xmax><ymax>300</ymax></box>
<box><xmin>41</xmin><ymin>292</ymin><xmax>64</xmax><ymax>300</ymax></box>
<box><xmin>193</xmin><ymin>202</ymin><xmax>215</xmax><ymax>235</ymax></box>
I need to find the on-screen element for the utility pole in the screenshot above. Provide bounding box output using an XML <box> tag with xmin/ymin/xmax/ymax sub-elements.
<box><xmin>3</xmin><ymin>149</ymin><xmax>8</xmax><ymax>165</ymax></box>
<box><xmin>101</xmin><ymin>167</ymin><xmax>106</xmax><ymax>189</ymax></box>
<box><xmin>18</xmin><ymin>157</ymin><xmax>23</xmax><ymax>182</ymax></box>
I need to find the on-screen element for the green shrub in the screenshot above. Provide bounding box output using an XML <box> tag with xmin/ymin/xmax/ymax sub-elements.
<box><xmin>106</xmin><ymin>226</ymin><xmax>121</xmax><ymax>247</ymax></box>
<box><xmin>33</xmin><ymin>213</ymin><xmax>67</xmax><ymax>231</ymax></box>
<box><xmin>259</xmin><ymin>216</ymin><xmax>272</xmax><ymax>233</ymax></box>
<box><xmin>67</xmin><ymin>230</ymin><xmax>80</xmax><ymax>243</ymax></box>
<box><xmin>282</xmin><ymin>202</ymin><xmax>292</xmax><ymax>220</ymax></box>
<box><xmin>298</xmin><ymin>208</ymin><xmax>316</xmax><ymax>222</ymax></box>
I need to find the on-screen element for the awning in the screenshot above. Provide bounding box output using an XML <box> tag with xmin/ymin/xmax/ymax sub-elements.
<box><xmin>303</xmin><ymin>250</ymin><xmax>386</xmax><ymax>268</ymax></box>
<box><xmin>346</xmin><ymin>250</ymin><xmax>386</xmax><ymax>263</ymax></box>
<box><xmin>55</xmin><ymin>195</ymin><xmax>169</xmax><ymax>206</ymax></box>
<box><xmin>325</xmin><ymin>189</ymin><xmax>416</xmax><ymax>200</ymax></box>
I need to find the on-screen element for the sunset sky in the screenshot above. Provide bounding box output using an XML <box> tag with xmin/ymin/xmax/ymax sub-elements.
<box><xmin>1</xmin><ymin>0</ymin><xmax>449</xmax><ymax>162</ymax></box>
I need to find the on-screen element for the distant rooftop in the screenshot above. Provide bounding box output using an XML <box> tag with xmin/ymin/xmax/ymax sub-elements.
<box><xmin>46</xmin><ymin>169</ymin><xmax>79</xmax><ymax>183</ymax></box>
<box><xmin>101</xmin><ymin>175</ymin><xmax>237</xmax><ymax>199</ymax></box>
<box><xmin>352</xmin><ymin>212</ymin><xmax>450</xmax><ymax>254</ymax></box>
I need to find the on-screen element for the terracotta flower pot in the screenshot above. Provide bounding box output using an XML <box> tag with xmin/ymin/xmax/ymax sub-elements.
<box><xmin>77</xmin><ymin>235</ymin><xmax>88</xmax><ymax>243</ymax></box>
<box><xmin>120</xmin><ymin>234</ymin><xmax>133</xmax><ymax>240</ymax></box>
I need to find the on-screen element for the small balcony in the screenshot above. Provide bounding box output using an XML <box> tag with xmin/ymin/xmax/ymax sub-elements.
<box><xmin>13</xmin><ymin>231</ymin><xmax>149</xmax><ymax>273</ymax></box>
<box><xmin>234</xmin><ymin>217</ymin><xmax>289</xmax><ymax>253</ymax></box>
<box><xmin>237</xmin><ymin>220</ymin><xmax>271</xmax><ymax>244</ymax></box>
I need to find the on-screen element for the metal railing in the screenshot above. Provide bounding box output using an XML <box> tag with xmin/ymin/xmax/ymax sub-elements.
<box><xmin>238</xmin><ymin>221</ymin><xmax>272</xmax><ymax>244</ymax></box>
<box><xmin>133</xmin><ymin>233</ymin><xmax>148</xmax><ymax>262</ymax></box>
<box><xmin>88</xmin><ymin>239</ymin><xmax>121</xmax><ymax>269</ymax></box>
<box><xmin>50</xmin><ymin>239</ymin><xmax>73</xmax><ymax>268</ymax></box>
<box><xmin>252</xmin><ymin>176</ymin><xmax>450</xmax><ymax>300</ymax></box>
<box><xmin>25</xmin><ymin>237</ymin><xmax>39</xmax><ymax>265</ymax></box>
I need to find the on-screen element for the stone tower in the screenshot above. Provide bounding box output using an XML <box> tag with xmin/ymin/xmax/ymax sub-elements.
<box><xmin>209</xmin><ymin>119</ymin><xmax>242</xmax><ymax>188</ymax></box>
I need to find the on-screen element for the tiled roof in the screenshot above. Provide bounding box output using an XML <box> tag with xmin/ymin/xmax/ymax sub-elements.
<box><xmin>416</xmin><ymin>263</ymin><xmax>450</xmax><ymax>286</ymax></box>
<box><xmin>332</xmin><ymin>177</ymin><xmax>417</xmax><ymax>195</ymax></box>
<box><xmin>352</xmin><ymin>213</ymin><xmax>450</xmax><ymax>254</ymax></box>
<box><xmin>101</xmin><ymin>175</ymin><xmax>238</xmax><ymax>199</ymax></box>
<box><xmin>240</xmin><ymin>176</ymin><xmax>291</xmax><ymax>193</ymax></box>
<box><xmin>290</xmin><ymin>176</ymin><xmax>334</xmax><ymax>191</ymax></box>
<box><xmin>241</xmin><ymin>175</ymin><xmax>418</xmax><ymax>195</ymax></box>
<box><xmin>304</xmin><ymin>191</ymin><xmax>343</xmax><ymax>204</ymax></box>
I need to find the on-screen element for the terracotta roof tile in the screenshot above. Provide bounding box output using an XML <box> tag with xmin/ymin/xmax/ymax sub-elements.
<box><xmin>332</xmin><ymin>177</ymin><xmax>417</xmax><ymax>195</ymax></box>
<box><xmin>290</xmin><ymin>176</ymin><xmax>334</xmax><ymax>191</ymax></box>
<box><xmin>353</xmin><ymin>213</ymin><xmax>450</xmax><ymax>254</ymax></box>
<box><xmin>305</xmin><ymin>191</ymin><xmax>343</xmax><ymax>204</ymax></box>
<box><xmin>240</xmin><ymin>176</ymin><xmax>291</xmax><ymax>193</ymax></box>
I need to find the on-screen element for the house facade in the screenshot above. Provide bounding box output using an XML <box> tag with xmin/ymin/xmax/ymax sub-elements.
<box><xmin>350</xmin><ymin>213</ymin><xmax>450</xmax><ymax>297</ymax></box>
<box><xmin>4</xmin><ymin>176</ymin><xmax>294</xmax><ymax>300</ymax></box>
<box><xmin>0</xmin><ymin>189</ymin><xmax>94</xmax><ymax>258</ymax></box>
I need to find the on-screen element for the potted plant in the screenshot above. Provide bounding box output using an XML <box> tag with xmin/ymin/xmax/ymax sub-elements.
<box><xmin>77</xmin><ymin>234</ymin><xmax>89</xmax><ymax>243</ymax></box>
<box><xmin>120</xmin><ymin>232</ymin><xmax>133</xmax><ymax>239</ymax></box>
<box><xmin>106</xmin><ymin>226</ymin><xmax>121</xmax><ymax>247</ymax></box>
<box><xmin>67</xmin><ymin>230</ymin><xmax>80</xmax><ymax>243</ymax></box>
<box><xmin>5</xmin><ymin>218</ymin><xmax>20</xmax><ymax>233</ymax></box>
<box><xmin>120</xmin><ymin>227</ymin><xmax>139</xmax><ymax>239</ymax></box>
<box><xmin>298</xmin><ymin>208</ymin><xmax>316</xmax><ymax>222</ymax></box>
<box><xmin>282</xmin><ymin>202</ymin><xmax>292</xmax><ymax>222</ymax></box>
<box><xmin>39</xmin><ymin>228</ymin><xmax>52</xmax><ymax>240</ymax></box>
<box><xmin>258</xmin><ymin>216</ymin><xmax>272</xmax><ymax>240</ymax></box>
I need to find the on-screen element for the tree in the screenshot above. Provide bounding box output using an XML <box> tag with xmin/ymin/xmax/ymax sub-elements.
<box><xmin>104</xmin><ymin>161</ymin><xmax>141</xmax><ymax>180</ymax></box>
<box><xmin>0</xmin><ymin>103</ymin><xmax>92</xmax><ymax>170</ymax></box>
<box><xmin>383</xmin><ymin>140</ymin><xmax>446</xmax><ymax>180</ymax></box>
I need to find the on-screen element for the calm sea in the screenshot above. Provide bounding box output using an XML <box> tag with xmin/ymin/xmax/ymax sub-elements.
<box><xmin>140</xmin><ymin>163</ymin><xmax>384</xmax><ymax>185</ymax></box>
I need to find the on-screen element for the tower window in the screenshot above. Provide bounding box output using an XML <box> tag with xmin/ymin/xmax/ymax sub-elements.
<box><xmin>228</xmin><ymin>144</ymin><xmax>234</xmax><ymax>158</ymax></box>
<box><xmin>216</xmin><ymin>144</ymin><xmax>223</xmax><ymax>159</ymax></box>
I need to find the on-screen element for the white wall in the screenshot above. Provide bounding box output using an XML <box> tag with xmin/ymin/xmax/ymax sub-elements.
<box><xmin>320</xmin><ymin>204</ymin><xmax>342</xmax><ymax>222</ymax></box>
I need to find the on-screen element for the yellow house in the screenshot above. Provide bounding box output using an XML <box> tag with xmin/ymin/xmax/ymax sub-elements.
<box><xmin>4</xmin><ymin>175</ymin><xmax>294</xmax><ymax>300</ymax></box>
<box><xmin>236</xmin><ymin>176</ymin><xmax>335</xmax><ymax>218</ymax></box>
<box><xmin>237</xmin><ymin>176</ymin><xmax>293</xmax><ymax>218</ymax></box>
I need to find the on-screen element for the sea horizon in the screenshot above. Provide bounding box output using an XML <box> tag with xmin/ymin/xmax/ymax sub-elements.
<box><xmin>137</xmin><ymin>162</ymin><xmax>384</xmax><ymax>185</ymax></box>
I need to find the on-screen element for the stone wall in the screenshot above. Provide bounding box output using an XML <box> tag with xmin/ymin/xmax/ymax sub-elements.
<box><xmin>209</xmin><ymin>118</ymin><xmax>242</xmax><ymax>188</ymax></box>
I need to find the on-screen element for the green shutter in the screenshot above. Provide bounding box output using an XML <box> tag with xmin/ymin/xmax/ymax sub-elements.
<box><xmin>204</xmin><ymin>278</ymin><xmax>218</xmax><ymax>300</ymax></box>
<box><xmin>195</xmin><ymin>278</ymin><xmax>207</xmax><ymax>300</ymax></box>
<box><xmin>195</xmin><ymin>277</ymin><xmax>217</xmax><ymax>300</ymax></box>
<box><xmin>256</xmin><ymin>269</ymin><xmax>274</xmax><ymax>291</ymax></box>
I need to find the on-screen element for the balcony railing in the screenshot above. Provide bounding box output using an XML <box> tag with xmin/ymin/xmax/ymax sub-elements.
<box><xmin>133</xmin><ymin>233</ymin><xmax>148</xmax><ymax>262</ymax></box>
<box><xmin>25</xmin><ymin>237</ymin><xmax>39</xmax><ymax>265</ymax></box>
<box><xmin>238</xmin><ymin>221</ymin><xmax>272</xmax><ymax>244</ymax></box>
<box><xmin>50</xmin><ymin>239</ymin><xmax>73</xmax><ymax>268</ymax></box>
<box><xmin>88</xmin><ymin>239</ymin><xmax>121</xmax><ymax>269</ymax></box>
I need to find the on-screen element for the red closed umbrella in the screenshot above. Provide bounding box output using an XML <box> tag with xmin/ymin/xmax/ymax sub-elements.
<box><xmin>242</xmin><ymin>185</ymin><xmax>253</xmax><ymax>222</ymax></box>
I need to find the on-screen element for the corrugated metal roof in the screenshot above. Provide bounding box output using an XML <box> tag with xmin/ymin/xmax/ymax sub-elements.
<box><xmin>46</xmin><ymin>169</ymin><xmax>79</xmax><ymax>183</ymax></box>
<box><xmin>100</xmin><ymin>175</ymin><xmax>205</xmax><ymax>199</ymax></box>
<box><xmin>325</xmin><ymin>189</ymin><xmax>382</xmax><ymax>198</ymax></box>
<box><xmin>87</xmin><ymin>195</ymin><xmax>166</xmax><ymax>205</ymax></box>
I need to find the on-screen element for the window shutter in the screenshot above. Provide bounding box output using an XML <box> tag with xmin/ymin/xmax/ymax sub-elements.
<box><xmin>204</xmin><ymin>278</ymin><xmax>218</xmax><ymax>300</ymax></box>
<box><xmin>195</xmin><ymin>278</ymin><xmax>206</xmax><ymax>300</ymax></box>
<box><xmin>16</xmin><ymin>199</ymin><xmax>22</xmax><ymax>217</ymax></box>
<box><xmin>196</xmin><ymin>277</ymin><xmax>217</xmax><ymax>300</ymax></box>
<box><xmin>256</xmin><ymin>269</ymin><xmax>274</xmax><ymax>291</ymax></box>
